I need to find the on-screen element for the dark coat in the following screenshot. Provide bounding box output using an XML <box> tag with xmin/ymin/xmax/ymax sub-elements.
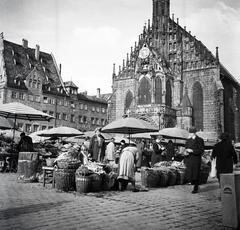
<box><xmin>165</xmin><ymin>142</ymin><xmax>175</xmax><ymax>161</ymax></box>
<box><xmin>17</xmin><ymin>136</ymin><xmax>34</xmax><ymax>152</ymax></box>
<box><xmin>211</xmin><ymin>140</ymin><xmax>238</xmax><ymax>180</ymax></box>
<box><xmin>151</xmin><ymin>142</ymin><xmax>164</xmax><ymax>166</ymax></box>
<box><xmin>89</xmin><ymin>134</ymin><xmax>105</xmax><ymax>162</ymax></box>
<box><xmin>185</xmin><ymin>135</ymin><xmax>204</xmax><ymax>182</ymax></box>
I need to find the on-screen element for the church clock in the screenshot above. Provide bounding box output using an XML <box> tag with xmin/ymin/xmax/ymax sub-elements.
<box><xmin>139</xmin><ymin>47</ymin><xmax>150</xmax><ymax>59</ymax></box>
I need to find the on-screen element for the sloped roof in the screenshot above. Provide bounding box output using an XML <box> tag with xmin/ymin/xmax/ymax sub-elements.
<box><xmin>3</xmin><ymin>40</ymin><xmax>67</xmax><ymax>95</ymax></box>
<box><xmin>64</xmin><ymin>81</ymin><xmax>78</xmax><ymax>88</ymax></box>
<box><xmin>77</xmin><ymin>93</ymin><xmax>107</xmax><ymax>105</ymax></box>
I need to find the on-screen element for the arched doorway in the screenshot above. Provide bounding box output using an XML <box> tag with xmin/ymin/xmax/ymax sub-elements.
<box><xmin>155</xmin><ymin>76</ymin><xmax>162</xmax><ymax>104</ymax></box>
<box><xmin>192</xmin><ymin>81</ymin><xmax>203</xmax><ymax>131</ymax></box>
<box><xmin>138</xmin><ymin>77</ymin><xmax>151</xmax><ymax>105</ymax></box>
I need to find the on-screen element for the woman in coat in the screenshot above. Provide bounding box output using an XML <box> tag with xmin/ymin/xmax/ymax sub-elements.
<box><xmin>185</xmin><ymin>127</ymin><xmax>204</xmax><ymax>193</ymax></box>
<box><xmin>117</xmin><ymin>145</ymin><xmax>139</xmax><ymax>191</ymax></box>
<box><xmin>150</xmin><ymin>137</ymin><xmax>165</xmax><ymax>166</ymax></box>
<box><xmin>89</xmin><ymin>128</ymin><xmax>105</xmax><ymax>162</ymax></box>
<box><xmin>211</xmin><ymin>132</ymin><xmax>238</xmax><ymax>182</ymax></box>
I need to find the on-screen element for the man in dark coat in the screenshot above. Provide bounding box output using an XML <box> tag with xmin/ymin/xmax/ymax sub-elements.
<box><xmin>211</xmin><ymin>132</ymin><xmax>238</xmax><ymax>182</ymax></box>
<box><xmin>17</xmin><ymin>132</ymin><xmax>34</xmax><ymax>152</ymax></box>
<box><xmin>89</xmin><ymin>128</ymin><xmax>105</xmax><ymax>162</ymax></box>
<box><xmin>151</xmin><ymin>136</ymin><xmax>165</xmax><ymax>166</ymax></box>
<box><xmin>185</xmin><ymin>127</ymin><xmax>204</xmax><ymax>193</ymax></box>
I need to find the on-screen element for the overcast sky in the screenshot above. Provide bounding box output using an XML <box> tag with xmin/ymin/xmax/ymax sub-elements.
<box><xmin>0</xmin><ymin>0</ymin><xmax>239</xmax><ymax>95</ymax></box>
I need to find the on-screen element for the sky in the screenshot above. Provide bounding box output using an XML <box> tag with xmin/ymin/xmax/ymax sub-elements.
<box><xmin>0</xmin><ymin>0</ymin><xmax>239</xmax><ymax>95</ymax></box>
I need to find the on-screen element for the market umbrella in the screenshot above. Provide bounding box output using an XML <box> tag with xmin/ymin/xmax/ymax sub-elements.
<box><xmin>38</xmin><ymin>126</ymin><xmax>84</xmax><ymax>138</ymax></box>
<box><xmin>0</xmin><ymin>102</ymin><xmax>54</xmax><ymax>143</ymax></box>
<box><xmin>82</xmin><ymin>130</ymin><xmax>114</xmax><ymax>140</ymax></box>
<box><xmin>29</xmin><ymin>130</ymin><xmax>51</xmax><ymax>143</ymax></box>
<box><xmin>151</xmin><ymin>127</ymin><xmax>189</xmax><ymax>140</ymax></box>
<box><xmin>0</xmin><ymin>117</ymin><xmax>12</xmax><ymax>130</ymax></box>
<box><xmin>101</xmin><ymin>117</ymin><xmax>158</xmax><ymax>142</ymax></box>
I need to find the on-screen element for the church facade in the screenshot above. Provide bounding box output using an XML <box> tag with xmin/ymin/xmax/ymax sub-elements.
<box><xmin>110</xmin><ymin>0</ymin><xmax>240</xmax><ymax>141</ymax></box>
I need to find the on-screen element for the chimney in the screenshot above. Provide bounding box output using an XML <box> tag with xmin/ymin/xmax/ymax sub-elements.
<box><xmin>172</xmin><ymin>14</ymin><xmax>174</xmax><ymax>21</ymax></box>
<box><xmin>83</xmin><ymin>91</ymin><xmax>87</xmax><ymax>96</ymax></box>
<box><xmin>97</xmin><ymin>88</ymin><xmax>101</xmax><ymax>98</ymax></box>
<box><xmin>216</xmin><ymin>46</ymin><xmax>219</xmax><ymax>62</ymax></box>
<box><xmin>177</xmin><ymin>18</ymin><xmax>179</xmax><ymax>24</ymax></box>
<box><xmin>22</xmin><ymin>39</ymin><xmax>28</xmax><ymax>48</ymax></box>
<box><xmin>35</xmin><ymin>44</ymin><xmax>40</xmax><ymax>61</ymax></box>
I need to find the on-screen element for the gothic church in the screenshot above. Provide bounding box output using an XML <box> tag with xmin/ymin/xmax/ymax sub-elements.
<box><xmin>109</xmin><ymin>0</ymin><xmax>240</xmax><ymax>141</ymax></box>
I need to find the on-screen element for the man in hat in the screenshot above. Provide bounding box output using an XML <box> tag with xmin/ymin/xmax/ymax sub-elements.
<box><xmin>185</xmin><ymin>127</ymin><xmax>204</xmax><ymax>193</ymax></box>
<box><xmin>17</xmin><ymin>132</ymin><xmax>34</xmax><ymax>152</ymax></box>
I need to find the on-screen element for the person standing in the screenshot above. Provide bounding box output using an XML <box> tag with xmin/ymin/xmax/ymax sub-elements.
<box><xmin>185</xmin><ymin>127</ymin><xmax>204</xmax><ymax>194</ymax></box>
<box><xmin>165</xmin><ymin>140</ymin><xmax>175</xmax><ymax>161</ymax></box>
<box><xmin>105</xmin><ymin>138</ymin><xmax>115</xmax><ymax>164</ymax></box>
<box><xmin>89</xmin><ymin>128</ymin><xmax>105</xmax><ymax>162</ymax></box>
<box><xmin>211</xmin><ymin>132</ymin><xmax>238</xmax><ymax>182</ymax></box>
<box><xmin>17</xmin><ymin>132</ymin><xmax>34</xmax><ymax>152</ymax></box>
<box><xmin>136</xmin><ymin>140</ymin><xmax>145</xmax><ymax>171</ymax></box>
<box><xmin>151</xmin><ymin>136</ymin><xmax>165</xmax><ymax>166</ymax></box>
<box><xmin>115</xmin><ymin>140</ymin><xmax>126</xmax><ymax>164</ymax></box>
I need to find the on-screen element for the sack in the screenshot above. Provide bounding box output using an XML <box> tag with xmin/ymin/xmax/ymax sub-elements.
<box><xmin>210</xmin><ymin>158</ymin><xmax>216</xmax><ymax>178</ymax></box>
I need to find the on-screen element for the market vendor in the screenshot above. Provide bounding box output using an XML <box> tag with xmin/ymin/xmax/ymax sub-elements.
<box><xmin>17</xmin><ymin>132</ymin><xmax>34</xmax><ymax>152</ymax></box>
<box><xmin>89</xmin><ymin>128</ymin><xmax>105</xmax><ymax>162</ymax></box>
<box><xmin>151</xmin><ymin>136</ymin><xmax>165</xmax><ymax>166</ymax></box>
<box><xmin>117</xmin><ymin>144</ymin><xmax>139</xmax><ymax>191</ymax></box>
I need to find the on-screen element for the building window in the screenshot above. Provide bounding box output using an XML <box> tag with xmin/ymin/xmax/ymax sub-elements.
<box><xmin>17</xmin><ymin>122</ymin><xmax>23</xmax><ymax>130</ymax></box>
<box><xmin>33</xmin><ymin>125</ymin><xmax>39</xmax><ymax>132</ymax></box>
<box><xmin>70</xmin><ymin>114</ymin><xmax>74</xmax><ymax>123</ymax></box>
<box><xmin>96</xmin><ymin>107</ymin><xmax>100</xmax><ymax>113</ymax></box>
<box><xmin>92</xmin><ymin>106</ymin><xmax>95</xmax><ymax>112</ymax></box>
<box><xmin>56</xmin><ymin>113</ymin><xmax>60</xmax><ymax>119</ymax></box>
<box><xmin>43</xmin><ymin>96</ymin><xmax>48</xmax><ymax>104</ymax></box>
<box><xmin>91</xmin><ymin>117</ymin><xmax>95</xmax><ymax>125</ymax></box>
<box><xmin>101</xmin><ymin>119</ymin><xmax>104</xmax><ymax>126</ymax></box>
<box><xmin>11</xmin><ymin>91</ymin><xmax>17</xmax><ymax>99</ymax></box>
<box><xmin>43</xmin><ymin>110</ymin><xmax>47</xmax><ymax>114</ymax></box>
<box><xmin>79</xmin><ymin>103</ymin><xmax>84</xmax><ymax>110</ymax></box>
<box><xmin>62</xmin><ymin>113</ymin><xmax>67</xmax><ymax>121</ymax></box>
<box><xmin>29</xmin><ymin>95</ymin><xmax>34</xmax><ymax>101</ymax></box>
<box><xmin>35</xmin><ymin>95</ymin><xmax>40</xmax><ymax>102</ymax></box>
<box><xmin>84</xmin><ymin>105</ymin><xmax>88</xmax><ymax>110</ymax></box>
<box><xmin>64</xmin><ymin>100</ymin><xmax>68</xmax><ymax>107</ymax></box>
<box><xmin>48</xmin><ymin>126</ymin><xmax>53</xmax><ymax>129</ymax></box>
<box><xmin>42</xmin><ymin>126</ymin><xmax>47</xmax><ymax>130</ymax></box>
<box><xmin>25</xmin><ymin>124</ymin><xmax>31</xmax><ymax>133</ymax></box>
<box><xmin>49</xmin><ymin>111</ymin><xmax>54</xmax><ymax>116</ymax></box>
<box><xmin>19</xmin><ymin>92</ymin><xmax>25</xmax><ymax>100</ymax></box>
<box><xmin>83</xmin><ymin>116</ymin><xmax>87</xmax><ymax>124</ymax></box>
<box><xmin>70</xmin><ymin>101</ymin><xmax>75</xmax><ymax>108</ymax></box>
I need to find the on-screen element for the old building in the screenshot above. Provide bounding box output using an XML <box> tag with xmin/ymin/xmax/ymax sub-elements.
<box><xmin>0</xmin><ymin>33</ymin><xmax>108</xmax><ymax>133</ymax></box>
<box><xmin>110</xmin><ymin>0</ymin><xmax>240</xmax><ymax>141</ymax></box>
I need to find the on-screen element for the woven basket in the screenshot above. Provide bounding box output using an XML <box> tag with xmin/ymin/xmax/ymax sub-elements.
<box><xmin>89</xmin><ymin>173</ymin><xmax>103</xmax><ymax>192</ymax></box>
<box><xmin>57</xmin><ymin>160</ymin><xmax>81</xmax><ymax>169</ymax></box>
<box><xmin>167</xmin><ymin>168</ymin><xmax>177</xmax><ymax>186</ymax></box>
<box><xmin>176</xmin><ymin>168</ymin><xmax>186</xmax><ymax>185</ymax></box>
<box><xmin>75</xmin><ymin>175</ymin><xmax>92</xmax><ymax>193</ymax></box>
<box><xmin>55</xmin><ymin>168</ymin><xmax>76</xmax><ymax>192</ymax></box>
<box><xmin>141</xmin><ymin>168</ymin><xmax>161</xmax><ymax>188</ymax></box>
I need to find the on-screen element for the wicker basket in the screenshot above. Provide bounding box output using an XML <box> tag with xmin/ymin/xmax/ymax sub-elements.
<box><xmin>89</xmin><ymin>173</ymin><xmax>103</xmax><ymax>192</ymax></box>
<box><xmin>141</xmin><ymin>168</ymin><xmax>161</xmax><ymax>188</ymax></box>
<box><xmin>57</xmin><ymin>160</ymin><xmax>81</xmax><ymax>169</ymax></box>
<box><xmin>167</xmin><ymin>168</ymin><xmax>177</xmax><ymax>186</ymax></box>
<box><xmin>75</xmin><ymin>175</ymin><xmax>92</xmax><ymax>193</ymax></box>
<box><xmin>55</xmin><ymin>168</ymin><xmax>76</xmax><ymax>192</ymax></box>
<box><xmin>176</xmin><ymin>168</ymin><xmax>186</xmax><ymax>185</ymax></box>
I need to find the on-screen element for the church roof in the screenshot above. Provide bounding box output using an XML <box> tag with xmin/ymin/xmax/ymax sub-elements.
<box><xmin>2</xmin><ymin>39</ymin><xmax>67</xmax><ymax>95</ymax></box>
<box><xmin>77</xmin><ymin>93</ymin><xmax>107</xmax><ymax>105</ymax></box>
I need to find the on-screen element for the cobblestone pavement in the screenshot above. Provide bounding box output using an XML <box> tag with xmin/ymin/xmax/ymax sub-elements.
<box><xmin>0</xmin><ymin>173</ymin><xmax>233</xmax><ymax>230</ymax></box>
